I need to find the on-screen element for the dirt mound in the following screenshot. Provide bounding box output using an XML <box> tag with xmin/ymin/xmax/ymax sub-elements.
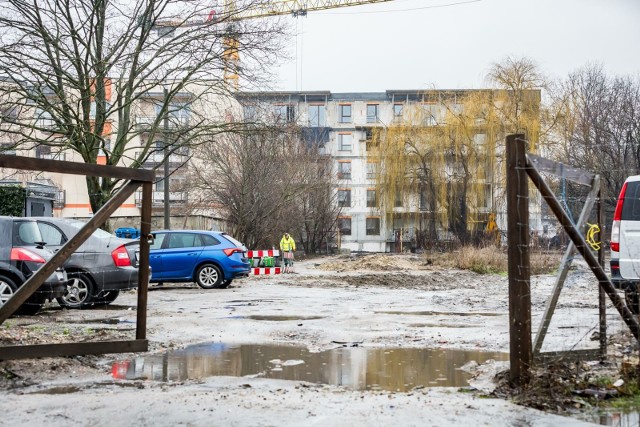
<box><xmin>315</xmin><ymin>254</ymin><xmax>431</xmax><ymax>272</ymax></box>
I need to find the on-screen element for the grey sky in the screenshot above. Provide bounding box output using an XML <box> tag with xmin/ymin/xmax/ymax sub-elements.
<box><xmin>271</xmin><ymin>0</ymin><xmax>640</xmax><ymax>92</ymax></box>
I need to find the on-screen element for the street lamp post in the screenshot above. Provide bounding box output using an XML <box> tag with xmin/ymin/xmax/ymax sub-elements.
<box><xmin>163</xmin><ymin>86</ymin><xmax>170</xmax><ymax>229</ymax></box>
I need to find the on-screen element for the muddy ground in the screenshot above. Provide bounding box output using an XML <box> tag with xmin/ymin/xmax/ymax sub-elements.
<box><xmin>0</xmin><ymin>253</ymin><xmax>637</xmax><ymax>426</ymax></box>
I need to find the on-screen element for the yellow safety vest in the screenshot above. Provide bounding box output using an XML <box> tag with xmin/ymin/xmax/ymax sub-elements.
<box><xmin>280</xmin><ymin>236</ymin><xmax>296</xmax><ymax>252</ymax></box>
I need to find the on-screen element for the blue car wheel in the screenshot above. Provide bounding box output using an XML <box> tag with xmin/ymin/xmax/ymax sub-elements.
<box><xmin>195</xmin><ymin>263</ymin><xmax>224</xmax><ymax>289</ymax></box>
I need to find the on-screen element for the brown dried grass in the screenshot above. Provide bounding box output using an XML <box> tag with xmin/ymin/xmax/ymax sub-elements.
<box><xmin>427</xmin><ymin>245</ymin><xmax>559</xmax><ymax>275</ymax></box>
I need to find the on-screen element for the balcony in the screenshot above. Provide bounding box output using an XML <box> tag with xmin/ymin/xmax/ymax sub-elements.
<box><xmin>37</xmin><ymin>152</ymin><xmax>66</xmax><ymax>161</ymax></box>
<box><xmin>134</xmin><ymin>151</ymin><xmax>189</xmax><ymax>167</ymax></box>
<box><xmin>135</xmin><ymin>116</ymin><xmax>190</xmax><ymax>131</ymax></box>
<box><xmin>135</xmin><ymin>191</ymin><xmax>187</xmax><ymax>207</ymax></box>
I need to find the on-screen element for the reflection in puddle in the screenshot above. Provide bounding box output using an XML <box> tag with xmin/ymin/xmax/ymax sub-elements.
<box><xmin>408</xmin><ymin>323</ymin><xmax>476</xmax><ymax>328</ymax></box>
<box><xmin>66</xmin><ymin>317</ymin><xmax>135</xmax><ymax>325</ymax></box>
<box><xmin>111</xmin><ymin>344</ymin><xmax>507</xmax><ymax>391</ymax></box>
<box><xmin>376</xmin><ymin>311</ymin><xmax>502</xmax><ymax>317</ymax></box>
<box><xmin>240</xmin><ymin>315</ymin><xmax>325</xmax><ymax>321</ymax></box>
<box><xmin>581</xmin><ymin>409</ymin><xmax>640</xmax><ymax>425</ymax></box>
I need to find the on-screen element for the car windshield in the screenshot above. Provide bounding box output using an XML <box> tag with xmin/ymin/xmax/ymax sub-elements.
<box><xmin>221</xmin><ymin>233</ymin><xmax>244</xmax><ymax>248</ymax></box>
<box><xmin>65</xmin><ymin>219</ymin><xmax>117</xmax><ymax>239</ymax></box>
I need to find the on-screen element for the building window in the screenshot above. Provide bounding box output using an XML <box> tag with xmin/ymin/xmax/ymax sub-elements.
<box><xmin>338</xmin><ymin>104</ymin><xmax>352</xmax><ymax>123</ymax></box>
<box><xmin>394</xmin><ymin>186</ymin><xmax>403</xmax><ymax>207</ymax></box>
<box><xmin>274</xmin><ymin>105</ymin><xmax>296</xmax><ymax>123</ymax></box>
<box><xmin>308</xmin><ymin>104</ymin><xmax>326</xmax><ymax>127</ymax></box>
<box><xmin>155</xmin><ymin>102</ymin><xmax>191</xmax><ymax>128</ymax></box>
<box><xmin>422</xmin><ymin>103</ymin><xmax>440</xmax><ymax>126</ymax></box>
<box><xmin>366</xmin><ymin>189</ymin><xmax>377</xmax><ymax>208</ymax></box>
<box><xmin>366</xmin><ymin>104</ymin><xmax>378</xmax><ymax>123</ymax></box>
<box><xmin>393</xmin><ymin>103</ymin><xmax>403</xmax><ymax>118</ymax></box>
<box><xmin>34</xmin><ymin>108</ymin><xmax>56</xmax><ymax>129</ymax></box>
<box><xmin>338</xmin><ymin>133</ymin><xmax>352</xmax><ymax>152</ymax></box>
<box><xmin>0</xmin><ymin>143</ymin><xmax>16</xmax><ymax>155</ymax></box>
<box><xmin>366</xmin><ymin>162</ymin><xmax>377</xmax><ymax>179</ymax></box>
<box><xmin>366</xmin><ymin>134</ymin><xmax>378</xmax><ymax>152</ymax></box>
<box><xmin>337</xmin><ymin>189</ymin><xmax>351</xmax><ymax>207</ymax></box>
<box><xmin>338</xmin><ymin>217</ymin><xmax>351</xmax><ymax>236</ymax></box>
<box><xmin>337</xmin><ymin>162</ymin><xmax>351</xmax><ymax>180</ymax></box>
<box><xmin>244</xmin><ymin>105</ymin><xmax>258</xmax><ymax>121</ymax></box>
<box><xmin>366</xmin><ymin>217</ymin><xmax>380</xmax><ymax>235</ymax></box>
<box><xmin>35</xmin><ymin>145</ymin><xmax>51</xmax><ymax>159</ymax></box>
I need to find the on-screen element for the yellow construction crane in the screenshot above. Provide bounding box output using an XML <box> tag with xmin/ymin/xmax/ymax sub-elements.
<box><xmin>156</xmin><ymin>0</ymin><xmax>396</xmax><ymax>89</ymax></box>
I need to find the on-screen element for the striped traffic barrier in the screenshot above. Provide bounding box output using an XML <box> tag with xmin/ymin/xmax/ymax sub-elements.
<box><xmin>252</xmin><ymin>267</ymin><xmax>282</xmax><ymax>275</ymax></box>
<box><xmin>247</xmin><ymin>249</ymin><xmax>281</xmax><ymax>275</ymax></box>
<box><xmin>246</xmin><ymin>249</ymin><xmax>280</xmax><ymax>258</ymax></box>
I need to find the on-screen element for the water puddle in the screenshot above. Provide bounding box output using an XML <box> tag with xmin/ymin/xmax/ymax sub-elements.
<box><xmin>376</xmin><ymin>311</ymin><xmax>502</xmax><ymax>317</ymax></box>
<box><xmin>65</xmin><ymin>317</ymin><xmax>135</xmax><ymax>325</ymax></box>
<box><xmin>111</xmin><ymin>344</ymin><xmax>507</xmax><ymax>391</ymax></box>
<box><xmin>238</xmin><ymin>315</ymin><xmax>325</xmax><ymax>321</ymax></box>
<box><xmin>408</xmin><ymin>323</ymin><xmax>476</xmax><ymax>328</ymax></box>
<box><xmin>580</xmin><ymin>409</ymin><xmax>640</xmax><ymax>425</ymax></box>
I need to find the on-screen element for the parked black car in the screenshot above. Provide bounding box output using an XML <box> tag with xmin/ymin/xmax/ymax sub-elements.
<box><xmin>32</xmin><ymin>217</ymin><xmax>139</xmax><ymax>308</ymax></box>
<box><xmin>0</xmin><ymin>217</ymin><xmax>67</xmax><ymax>315</ymax></box>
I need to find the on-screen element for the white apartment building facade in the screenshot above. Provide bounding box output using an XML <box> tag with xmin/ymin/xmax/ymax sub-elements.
<box><xmin>238</xmin><ymin>90</ymin><xmax>543</xmax><ymax>253</ymax></box>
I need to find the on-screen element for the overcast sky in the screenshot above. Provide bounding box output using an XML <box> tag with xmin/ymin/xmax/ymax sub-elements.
<box><xmin>269</xmin><ymin>0</ymin><xmax>640</xmax><ymax>93</ymax></box>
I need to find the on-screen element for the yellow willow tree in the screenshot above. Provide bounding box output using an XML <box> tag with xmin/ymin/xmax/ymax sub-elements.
<box><xmin>371</xmin><ymin>59</ymin><xmax>542</xmax><ymax>247</ymax></box>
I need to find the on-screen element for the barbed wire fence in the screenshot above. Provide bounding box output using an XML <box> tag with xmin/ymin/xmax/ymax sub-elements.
<box><xmin>506</xmin><ymin>134</ymin><xmax>640</xmax><ymax>386</ymax></box>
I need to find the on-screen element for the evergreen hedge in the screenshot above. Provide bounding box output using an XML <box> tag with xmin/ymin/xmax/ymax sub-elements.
<box><xmin>0</xmin><ymin>185</ymin><xmax>25</xmax><ymax>216</ymax></box>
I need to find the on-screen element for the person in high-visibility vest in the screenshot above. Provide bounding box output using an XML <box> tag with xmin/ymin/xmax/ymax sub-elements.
<box><xmin>280</xmin><ymin>233</ymin><xmax>296</xmax><ymax>273</ymax></box>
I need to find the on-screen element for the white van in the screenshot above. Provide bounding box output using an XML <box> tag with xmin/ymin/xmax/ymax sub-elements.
<box><xmin>610</xmin><ymin>175</ymin><xmax>640</xmax><ymax>313</ymax></box>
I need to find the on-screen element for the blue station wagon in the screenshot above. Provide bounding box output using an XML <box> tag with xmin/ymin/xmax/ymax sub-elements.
<box><xmin>149</xmin><ymin>230</ymin><xmax>250</xmax><ymax>289</ymax></box>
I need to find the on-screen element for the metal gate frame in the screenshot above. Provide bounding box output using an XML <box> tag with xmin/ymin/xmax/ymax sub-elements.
<box><xmin>506</xmin><ymin>134</ymin><xmax>640</xmax><ymax>386</ymax></box>
<box><xmin>0</xmin><ymin>154</ymin><xmax>153</xmax><ymax>359</ymax></box>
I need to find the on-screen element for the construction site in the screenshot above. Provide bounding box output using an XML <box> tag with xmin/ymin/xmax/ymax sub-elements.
<box><xmin>0</xmin><ymin>0</ymin><xmax>638</xmax><ymax>426</ymax></box>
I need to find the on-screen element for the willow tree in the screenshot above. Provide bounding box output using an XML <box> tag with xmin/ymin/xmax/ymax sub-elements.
<box><xmin>372</xmin><ymin>57</ymin><xmax>543</xmax><ymax>246</ymax></box>
<box><xmin>0</xmin><ymin>0</ymin><xmax>285</xmax><ymax>215</ymax></box>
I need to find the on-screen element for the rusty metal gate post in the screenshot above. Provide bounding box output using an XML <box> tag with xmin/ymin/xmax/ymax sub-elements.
<box><xmin>506</xmin><ymin>134</ymin><xmax>532</xmax><ymax>386</ymax></box>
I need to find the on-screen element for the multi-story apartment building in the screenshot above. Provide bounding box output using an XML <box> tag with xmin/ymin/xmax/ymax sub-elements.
<box><xmin>0</xmin><ymin>80</ymin><xmax>237</xmax><ymax>231</ymax></box>
<box><xmin>237</xmin><ymin>90</ymin><xmax>542</xmax><ymax>253</ymax></box>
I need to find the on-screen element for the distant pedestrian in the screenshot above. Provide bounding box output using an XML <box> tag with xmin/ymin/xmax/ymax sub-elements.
<box><xmin>280</xmin><ymin>232</ymin><xmax>296</xmax><ymax>273</ymax></box>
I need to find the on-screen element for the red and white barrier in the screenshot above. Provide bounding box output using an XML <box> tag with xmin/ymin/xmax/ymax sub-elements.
<box><xmin>247</xmin><ymin>249</ymin><xmax>281</xmax><ymax>275</ymax></box>
<box><xmin>246</xmin><ymin>249</ymin><xmax>280</xmax><ymax>258</ymax></box>
<box><xmin>252</xmin><ymin>267</ymin><xmax>281</xmax><ymax>275</ymax></box>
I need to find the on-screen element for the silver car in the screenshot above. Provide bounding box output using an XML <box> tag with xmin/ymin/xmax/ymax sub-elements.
<box><xmin>32</xmin><ymin>217</ymin><xmax>139</xmax><ymax>308</ymax></box>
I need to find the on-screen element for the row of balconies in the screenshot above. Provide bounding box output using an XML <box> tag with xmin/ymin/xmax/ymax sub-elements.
<box><xmin>134</xmin><ymin>190</ymin><xmax>187</xmax><ymax>207</ymax></box>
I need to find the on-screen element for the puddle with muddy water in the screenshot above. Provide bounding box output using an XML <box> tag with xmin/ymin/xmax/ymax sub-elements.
<box><xmin>111</xmin><ymin>344</ymin><xmax>507</xmax><ymax>391</ymax></box>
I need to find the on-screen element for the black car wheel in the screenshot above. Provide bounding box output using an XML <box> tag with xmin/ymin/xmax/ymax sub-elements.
<box><xmin>0</xmin><ymin>275</ymin><xmax>17</xmax><ymax>307</ymax></box>
<box><xmin>57</xmin><ymin>272</ymin><xmax>95</xmax><ymax>309</ymax></box>
<box><xmin>0</xmin><ymin>275</ymin><xmax>45</xmax><ymax>315</ymax></box>
<box><xmin>93</xmin><ymin>290</ymin><xmax>120</xmax><ymax>306</ymax></box>
<box><xmin>195</xmin><ymin>264</ymin><xmax>224</xmax><ymax>289</ymax></box>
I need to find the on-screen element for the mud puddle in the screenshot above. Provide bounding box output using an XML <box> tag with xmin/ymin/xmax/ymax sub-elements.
<box><xmin>580</xmin><ymin>409</ymin><xmax>640</xmax><ymax>425</ymax></box>
<box><xmin>231</xmin><ymin>315</ymin><xmax>325</xmax><ymax>321</ymax></box>
<box><xmin>376</xmin><ymin>311</ymin><xmax>502</xmax><ymax>317</ymax></box>
<box><xmin>111</xmin><ymin>344</ymin><xmax>507</xmax><ymax>391</ymax></box>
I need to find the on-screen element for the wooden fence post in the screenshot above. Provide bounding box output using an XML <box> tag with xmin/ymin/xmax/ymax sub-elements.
<box><xmin>506</xmin><ymin>134</ymin><xmax>532</xmax><ymax>386</ymax></box>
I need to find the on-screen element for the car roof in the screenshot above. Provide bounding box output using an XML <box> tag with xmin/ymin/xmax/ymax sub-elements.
<box><xmin>626</xmin><ymin>176</ymin><xmax>640</xmax><ymax>183</ymax></box>
<box><xmin>154</xmin><ymin>229</ymin><xmax>224</xmax><ymax>234</ymax></box>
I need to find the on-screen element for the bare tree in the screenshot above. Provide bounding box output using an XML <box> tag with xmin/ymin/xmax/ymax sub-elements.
<box><xmin>0</xmin><ymin>0</ymin><xmax>286</xmax><ymax>214</ymax></box>
<box><xmin>188</xmin><ymin>116</ymin><xmax>338</xmax><ymax>251</ymax></box>
<box><xmin>555</xmin><ymin>64</ymin><xmax>640</xmax><ymax>216</ymax></box>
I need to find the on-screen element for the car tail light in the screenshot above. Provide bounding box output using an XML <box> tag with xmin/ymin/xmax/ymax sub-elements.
<box><xmin>611</xmin><ymin>182</ymin><xmax>628</xmax><ymax>253</ymax></box>
<box><xmin>223</xmin><ymin>248</ymin><xmax>244</xmax><ymax>257</ymax></box>
<box><xmin>10</xmin><ymin>248</ymin><xmax>46</xmax><ymax>263</ymax></box>
<box><xmin>112</xmin><ymin>245</ymin><xmax>132</xmax><ymax>267</ymax></box>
